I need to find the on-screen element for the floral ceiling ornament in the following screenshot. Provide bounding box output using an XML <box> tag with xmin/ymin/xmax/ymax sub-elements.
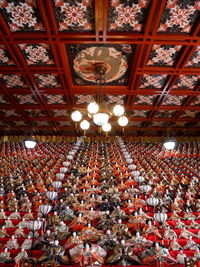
<box><xmin>0</xmin><ymin>74</ymin><xmax>27</xmax><ymax>88</ymax></box>
<box><xmin>134</xmin><ymin>95</ymin><xmax>157</xmax><ymax>105</ymax></box>
<box><xmin>14</xmin><ymin>95</ymin><xmax>38</xmax><ymax>105</ymax></box>
<box><xmin>53</xmin><ymin>0</ymin><xmax>94</xmax><ymax>32</ymax></box>
<box><xmin>34</xmin><ymin>74</ymin><xmax>61</xmax><ymax>88</ymax></box>
<box><xmin>19</xmin><ymin>44</ymin><xmax>54</xmax><ymax>65</ymax></box>
<box><xmin>147</xmin><ymin>45</ymin><xmax>182</xmax><ymax>66</ymax></box>
<box><xmin>172</xmin><ymin>75</ymin><xmax>200</xmax><ymax>90</ymax></box>
<box><xmin>139</xmin><ymin>74</ymin><xmax>167</xmax><ymax>89</ymax></box>
<box><xmin>162</xmin><ymin>95</ymin><xmax>187</xmax><ymax>106</ymax></box>
<box><xmin>186</xmin><ymin>46</ymin><xmax>200</xmax><ymax>67</ymax></box>
<box><xmin>108</xmin><ymin>0</ymin><xmax>150</xmax><ymax>32</ymax></box>
<box><xmin>158</xmin><ymin>0</ymin><xmax>200</xmax><ymax>33</ymax></box>
<box><xmin>44</xmin><ymin>95</ymin><xmax>66</xmax><ymax>105</ymax></box>
<box><xmin>75</xmin><ymin>95</ymin><xmax>95</xmax><ymax>105</ymax></box>
<box><xmin>0</xmin><ymin>45</ymin><xmax>14</xmax><ymax>65</ymax></box>
<box><xmin>0</xmin><ymin>0</ymin><xmax>44</xmax><ymax>32</ymax></box>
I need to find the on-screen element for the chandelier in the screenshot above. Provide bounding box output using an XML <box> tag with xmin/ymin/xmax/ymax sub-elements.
<box><xmin>71</xmin><ymin>62</ymin><xmax>128</xmax><ymax>134</ymax></box>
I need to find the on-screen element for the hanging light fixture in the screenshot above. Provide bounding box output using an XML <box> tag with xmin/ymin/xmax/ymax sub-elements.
<box><xmin>70</xmin><ymin>62</ymin><xmax>128</xmax><ymax>133</ymax></box>
<box><xmin>163</xmin><ymin>138</ymin><xmax>177</xmax><ymax>150</ymax></box>
<box><xmin>24</xmin><ymin>140</ymin><xmax>37</xmax><ymax>149</ymax></box>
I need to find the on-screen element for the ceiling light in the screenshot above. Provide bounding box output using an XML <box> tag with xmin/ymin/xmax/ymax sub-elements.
<box><xmin>93</xmin><ymin>113</ymin><xmax>109</xmax><ymax>126</ymax></box>
<box><xmin>80</xmin><ymin>120</ymin><xmax>90</xmax><ymax>130</ymax></box>
<box><xmin>71</xmin><ymin>110</ymin><xmax>82</xmax><ymax>122</ymax></box>
<box><xmin>118</xmin><ymin>116</ymin><xmax>128</xmax><ymax>127</ymax></box>
<box><xmin>113</xmin><ymin>104</ymin><xmax>124</xmax><ymax>117</ymax></box>
<box><xmin>24</xmin><ymin>140</ymin><xmax>37</xmax><ymax>149</ymax></box>
<box><xmin>87</xmin><ymin>102</ymin><xmax>99</xmax><ymax>114</ymax></box>
<box><xmin>102</xmin><ymin>123</ymin><xmax>111</xmax><ymax>132</ymax></box>
<box><xmin>163</xmin><ymin>139</ymin><xmax>177</xmax><ymax>150</ymax></box>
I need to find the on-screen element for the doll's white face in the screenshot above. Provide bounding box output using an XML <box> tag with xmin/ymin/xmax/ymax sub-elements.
<box><xmin>121</xmin><ymin>240</ymin><xmax>125</xmax><ymax>245</ymax></box>
<box><xmin>73</xmin><ymin>232</ymin><xmax>77</xmax><ymax>237</ymax></box>
<box><xmin>46</xmin><ymin>230</ymin><xmax>50</xmax><ymax>235</ymax></box>
<box><xmin>12</xmin><ymin>236</ymin><xmax>15</xmax><ymax>239</ymax></box>
<box><xmin>107</xmin><ymin>230</ymin><xmax>111</xmax><ymax>235</ymax></box>
<box><xmin>78</xmin><ymin>213</ymin><xmax>82</xmax><ymax>217</ymax></box>
<box><xmin>55</xmin><ymin>240</ymin><xmax>59</xmax><ymax>246</ymax></box>
<box><xmin>148</xmin><ymin>221</ymin><xmax>152</xmax><ymax>226</ymax></box>
<box><xmin>4</xmin><ymin>248</ymin><xmax>8</xmax><ymax>252</ymax></box>
<box><xmin>85</xmin><ymin>243</ymin><xmax>90</xmax><ymax>249</ymax></box>
<box><xmin>118</xmin><ymin>219</ymin><xmax>122</xmax><ymax>224</ymax></box>
<box><xmin>88</xmin><ymin>223</ymin><xmax>91</xmax><ymax>228</ymax></box>
<box><xmin>189</xmin><ymin>236</ymin><xmax>192</xmax><ymax>240</ymax></box>
<box><xmin>136</xmin><ymin>232</ymin><xmax>140</xmax><ymax>237</ymax></box>
<box><xmin>135</xmin><ymin>212</ymin><xmax>138</xmax><ymax>217</ymax></box>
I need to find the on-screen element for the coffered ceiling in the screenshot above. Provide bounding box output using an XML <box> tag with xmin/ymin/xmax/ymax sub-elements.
<box><xmin>0</xmin><ymin>0</ymin><xmax>199</xmax><ymax>136</ymax></box>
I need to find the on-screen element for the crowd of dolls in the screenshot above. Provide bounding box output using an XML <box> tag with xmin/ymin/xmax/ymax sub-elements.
<box><xmin>0</xmin><ymin>137</ymin><xmax>199</xmax><ymax>266</ymax></box>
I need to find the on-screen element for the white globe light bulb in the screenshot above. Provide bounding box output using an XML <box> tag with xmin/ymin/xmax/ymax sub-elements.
<box><xmin>24</xmin><ymin>140</ymin><xmax>37</xmax><ymax>149</ymax></box>
<box><xmin>87</xmin><ymin>102</ymin><xmax>99</xmax><ymax>114</ymax></box>
<box><xmin>163</xmin><ymin>140</ymin><xmax>176</xmax><ymax>150</ymax></box>
<box><xmin>113</xmin><ymin>104</ymin><xmax>124</xmax><ymax>117</ymax></box>
<box><xmin>102</xmin><ymin>123</ymin><xmax>112</xmax><ymax>132</ymax></box>
<box><xmin>71</xmin><ymin>111</ymin><xmax>82</xmax><ymax>122</ymax></box>
<box><xmin>93</xmin><ymin>113</ymin><xmax>109</xmax><ymax>126</ymax></box>
<box><xmin>118</xmin><ymin>116</ymin><xmax>128</xmax><ymax>127</ymax></box>
<box><xmin>80</xmin><ymin>120</ymin><xmax>90</xmax><ymax>130</ymax></box>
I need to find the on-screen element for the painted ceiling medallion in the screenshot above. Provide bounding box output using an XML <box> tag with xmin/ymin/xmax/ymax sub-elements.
<box><xmin>73</xmin><ymin>46</ymin><xmax>128</xmax><ymax>83</ymax></box>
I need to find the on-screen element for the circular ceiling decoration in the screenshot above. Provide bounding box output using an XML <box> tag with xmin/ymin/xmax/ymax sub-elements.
<box><xmin>73</xmin><ymin>46</ymin><xmax>128</xmax><ymax>83</ymax></box>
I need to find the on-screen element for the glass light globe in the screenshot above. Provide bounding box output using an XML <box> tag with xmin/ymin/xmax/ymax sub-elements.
<box><xmin>93</xmin><ymin>113</ymin><xmax>109</xmax><ymax>126</ymax></box>
<box><xmin>163</xmin><ymin>139</ymin><xmax>176</xmax><ymax>150</ymax></box>
<box><xmin>24</xmin><ymin>140</ymin><xmax>37</xmax><ymax>149</ymax></box>
<box><xmin>80</xmin><ymin>120</ymin><xmax>90</xmax><ymax>130</ymax></box>
<box><xmin>113</xmin><ymin>104</ymin><xmax>124</xmax><ymax>117</ymax></box>
<box><xmin>71</xmin><ymin>110</ymin><xmax>82</xmax><ymax>122</ymax></box>
<box><xmin>102</xmin><ymin>123</ymin><xmax>111</xmax><ymax>132</ymax></box>
<box><xmin>87</xmin><ymin>102</ymin><xmax>99</xmax><ymax>114</ymax></box>
<box><xmin>118</xmin><ymin>116</ymin><xmax>128</xmax><ymax>127</ymax></box>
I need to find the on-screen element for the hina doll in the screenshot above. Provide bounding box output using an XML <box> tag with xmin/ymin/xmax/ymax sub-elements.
<box><xmin>188</xmin><ymin>219</ymin><xmax>200</xmax><ymax>229</ymax></box>
<box><xmin>142</xmin><ymin>242</ymin><xmax>177</xmax><ymax>265</ymax></box>
<box><xmin>106</xmin><ymin>239</ymin><xmax>141</xmax><ymax>265</ymax></box>
<box><xmin>179</xmin><ymin>226</ymin><xmax>197</xmax><ymax>239</ymax></box>
<box><xmin>163</xmin><ymin>226</ymin><xmax>177</xmax><ymax>240</ymax></box>
<box><xmin>7</xmin><ymin>197</ymin><xmax>18</xmax><ymax>211</ymax></box>
<box><xmin>112</xmin><ymin>219</ymin><xmax>132</xmax><ymax>240</ymax></box>
<box><xmin>10</xmin><ymin>209</ymin><xmax>21</xmax><ymax>219</ymax></box>
<box><xmin>61</xmin><ymin>205</ymin><xmax>74</xmax><ymax>221</ymax></box>
<box><xmin>111</xmin><ymin>205</ymin><xmax>128</xmax><ymax>220</ymax></box>
<box><xmin>176</xmin><ymin>249</ymin><xmax>186</xmax><ymax>264</ymax></box>
<box><xmin>70</xmin><ymin>243</ymin><xmax>107</xmax><ymax>266</ymax></box>
<box><xmin>128</xmin><ymin>231</ymin><xmax>152</xmax><ymax>252</ymax></box>
<box><xmin>183</xmin><ymin>236</ymin><xmax>200</xmax><ymax>250</ymax></box>
<box><xmin>17</xmin><ymin>218</ymin><xmax>27</xmax><ymax>228</ymax></box>
<box><xmin>183</xmin><ymin>209</ymin><xmax>196</xmax><ymax>220</ymax></box>
<box><xmin>80</xmin><ymin>223</ymin><xmax>101</xmax><ymax>242</ymax></box>
<box><xmin>0</xmin><ymin>248</ymin><xmax>12</xmax><ymax>263</ymax></box>
<box><xmin>98</xmin><ymin>229</ymin><xmax>118</xmax><ymax>250</ymax></box>
<box><xmin>14</xmin><ymin>248</ymin><xmax>28</xmax><ymax>263</ymax></box>
<box><xmin>23</xmin><ymin>209</ymin><xmax>34</xmax><ymax>219</ymax></box>
<box><xmin>4</xmin><ymin>217</ymin><xmax>15</xmax><ymax>228</ymax></box>
<box><xmin>168</xmin><ymin>238</ymin><xmax>182</xmax><ymax>251</ymax></box>
<box><xmin>38</xmin><ymin>240</ymin><xmax>70</xmax><ymax>264</ymax></box>
<box><xmin>174</xmin><ymin>218</ymin><xmax>185</xmax><ymax>229</ymax></box>
<box><xmin>128</xmin><ymin>211</ymin><xmax>145</xmax><ymax>232</ymax></box>
<box><xmin>6</xmin><ymin>235</ymin><xmax>19</xmax><ymax>250</ymax></box>
<box><xmin>194</xmin><ymin>248</ymin><xmax>200</xmax><ymax>257</ymax></box>
<box><xmin>169</xmin><ymin>210</ymin><xmax>181</xmax><ymax>220</ymax></box>
<box><xmin>57</xmin><ymin>221</ymin><xmax>70</xmax><ymax>240</ymax></box>
<box><xmin>14</xmin><ymin>225</ymin><xmax>26</xmax><ymax>238</ymax></box>
<box><xmin>69</xmin><ymin>213</ymin><xmax>87</xmax><ymax>231</ymax></box>
<box><xmin>21</xmin><ymin>235</ymin><xmax>32</xmax><ymax>250</ymax></box>
<box><xmin>143</xmin><ymin>220</ymin><xmax>161</xmax><ymax>240</ymax></box>
<box><xmin>47</xmin><ymin>211</ymin><xmax>61</xmax><ymax>228</ymax></box>
<box><xmin>0</xmin><ymin>226</ymin><xmax>9</xmax><ymax>238</ymax></box>
<box><xmin>0</xmin><ymin>209</ymin><xmax>7</xmax><ymax>219</ymax></box>
<box><xmin>64</xmin><ymin>232</ymin><xmax>84</xmax><ymax>250</ymax></box>
<box><xmin>83</xmin><ymin>207</ymin><xmax>100</xmax><ymax>221</ymax></box>
<box><xmin>96</xmin><ymin>211</ymin><xmax>115</xmax><ymax>230</ymax></box>
<box><xmin>138</xmin><ymin>207</ymin><xmax>152</xmax><ymax>220</ymax></box>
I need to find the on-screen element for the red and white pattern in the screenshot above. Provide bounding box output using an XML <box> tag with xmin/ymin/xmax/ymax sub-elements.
<box><xmin>150</xmin><ymin>121</ymin><xmax>168</xmax><ymax>127</ymax></box>
<box><xmin>14</xmin><ymin>94</ymin><xmax>38</xmax><ymax>105</ymax></box>
<box><xmin>155</xmin><ymin>110</ymin><xmax>175</xmax><ymax>118</ymax></box>
<box><xmin>58</xmin><ymin>121</ymin><xmax>71</xmax><ymax>127</ymax></box>
<box><xmin>25</xmin><ymin>109</ymin><xmax>46</xmax><ymax>117</ymax></box>
<box><xmin>13</xmin><ymin>121</ymin><xmax>27</xmax><ymax>126</ymax></box>
<box><xmin>158</xmin><ymin>0</ymin><xmax>199</xmax><ymax>33</ymax></box>
<box><xmin>129</xmin><ymin>110</ymin><xmax>148</xmax><ymax>117</ymax></box>
<box><xmin>162</xmin><ymin>95</ymin><xmax>186</xmax><ymax>106</ymax></box>
<box><xmin>0</xmin><ymin>44</ymin><xmax>14</xmax><ymax>65</ymax></box>
<box><xmin>44</xmin><ymin>95</ymin><xmax>66</xmax><ymax>105</ymax></box>
<box><xmin>34</xmin><ymin>121</ymin><xmax>49</xmax><ymax>127</ymax></box>
<box><xmin>105</xmin><ymin>95</ymin><xmax>125</xmax><ymax>104</ymax></box>
<box><xmin>134</xmin><ymin>95</ymin><xmax>157</xmax><ymax>105</ymax></box>
<box><xmin>75</xmin><ymin>94</ymin><xmax>94</xmax><ymax>104</ymax></box>
<box><xmin>53</xmin><ymin>0</ymin><xmax>94</xmax><ymax>32</ymax></box>
<box><xmin>128</xmin><ymin>121</ymin><xmax>142</xmax><ymax>127</ymax></box>
<box><xmin>2</xmin><ymin>109</ymin><xmax>19</xmax><ymax>117</ymax></box>
<box><xmin>147</xmin><ymin>45</ymin><xmax>181</xmax><ymax>66</ymax></box>
<box><xmin>19</xmin><ymin>44</ymin><xmax>54</xmax><ymax>65</ymax></box>
<box><xmin>52</xmin><ymin>110</ymin><xmax>68</xmax><ymax>117</ymax></box>
<box><xmin>180</xmin><ymin>111</ymin><xmax>199</xmax><ymax>118</ymax></box>
<box><xmin>0</xmin><ymin>0</ymin><xmax>44</xmax><ymax>32</ymax></box>
<box><xmin>108</xmin><ymin>0</ymin><xmax>149</xmax><ymax>32</ymax></box>
<box><xmin>0</xmin><ymin>74</ymin><xmax>27</xmax><ymax>88</ymax></box>
<box><xmin>139</xmin><ymin>74</ymin><xmax>167</xmax><ymax>89</ymax></box>
<box><xmin>0</xmin><ymin>95</ymin><xmax>9</xmax><ymax>104</ymax></box>
<box><xmin>190</xmin><ymin>96</ymin><xmax>200</xmax><ymax>106</ymax></box>
<box><xmin>34</xmin><ymin>74</ymin><xmax>61</xmax><ymax>88</ymax></box>
<box><xmin>172</xmin><ymin>75</ymin><xmax>200</xmax><ymax>90</ymax></box>
<box><xmin>186</xmin><ymin>46</ymin><xmax>200</xmax><ymax>67</ymax></box>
